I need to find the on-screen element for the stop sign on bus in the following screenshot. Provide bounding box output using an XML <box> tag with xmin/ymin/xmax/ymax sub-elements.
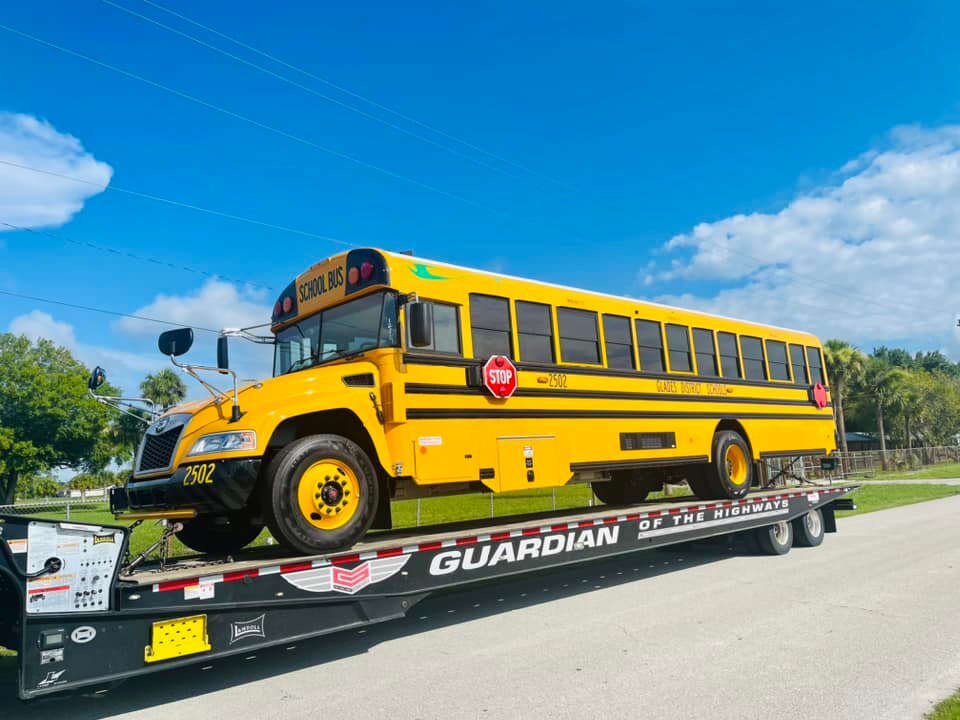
<box><xmin>482</xmin><ymin>355</ymin><xmax>518</xmax><ymax>398</ymax></box>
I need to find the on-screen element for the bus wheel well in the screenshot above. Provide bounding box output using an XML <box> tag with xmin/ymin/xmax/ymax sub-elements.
<box><xmin>713</xmin><ymin>420</ymin><xmax>756</xmax><ymax>486</ymax></box>
<box><xmin>714</xmin><ymin>420</ymin><xmax>752</xmax><ymax>454</ymax></box>
<box><xmin>264</xmin><ymin>410</ymin><xmax>393</xmax><ymax>528</ymax></box>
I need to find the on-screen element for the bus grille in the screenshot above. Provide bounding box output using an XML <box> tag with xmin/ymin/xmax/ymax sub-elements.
<box><xmin>138</xmin><ymin>426</ymin><xmax>183</xmax><ymax>473</ymax></box>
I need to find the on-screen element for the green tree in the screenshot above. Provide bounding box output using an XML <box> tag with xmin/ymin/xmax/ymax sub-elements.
<box><xmin>110</xmin><ymin>407</ymin><xmax>151</xmax><ymax>464</ymax></box>
<box><xmin>824</xmin><ymin>340</ymin><xmax>867</xmax><ymax>456</ymax></box>
<box><xmin>0</xmin><ymin>334</ymin><xmax>117</xmax><ymax>504</ymax></box>
<box><xmin>860</xmin><ymin>358</ymin><xmax>909</xmax><ymax>468</ymax></box>
<box><xmin>16</xmin><ymin>473</ymin><xmax>62</xmax><ymax>499</ymax></box>
<box><xmin>140</xmin><ymin>369</ymin><xmax>187</xmax><ymax>410</ymax></box>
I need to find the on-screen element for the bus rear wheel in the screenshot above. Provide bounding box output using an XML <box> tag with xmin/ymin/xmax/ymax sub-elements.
<box><xmin>263</xmin><ymin>434</ymin><xmax>380</xmax><ymax>555</ymax></box>
<box><xmin>593</xmin><ymin>471</ymin><xmax>652</xmax><ymax>505</ymax></box>
<box><xmin>708</xmin><ymin>431</ymin><xmax>753</xmax><ymax>500</ymax></box>
<box><xmin>175</xmin><ymin>511</ymin><xmax>263</xmax><ymax>556</ymax></box>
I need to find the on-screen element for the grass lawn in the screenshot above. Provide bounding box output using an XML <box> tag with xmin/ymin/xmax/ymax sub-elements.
<box><xmin>852</xmin><ymin>462</ymin><xmax>960</xmax><ymax>482</ymax></box>
<box><xmin>928</xmin><ymin>689</ymin><xmax>960</xmax><ymax>719</ymax></box>
<box><xmin>837</xmin><ymin>484</ymin><xmax>960</xmax><ymax>517</ymax></box>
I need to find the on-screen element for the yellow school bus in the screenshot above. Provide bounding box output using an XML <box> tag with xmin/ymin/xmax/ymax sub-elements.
<box><xmin>118</xmin><ymin>248</ymin><xmax>836</xmax><ymax>555</ymax></box>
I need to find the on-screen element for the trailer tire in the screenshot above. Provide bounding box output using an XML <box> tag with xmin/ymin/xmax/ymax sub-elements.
<box><xmin>755</xmin><ymin>520</ymin><xmax>793</xmax><ymax>555</ymax></box>
<box><xmin>175</xmin><ymin>511</ymin><xmax>263</xmax><ymax>555</ymax></box>
<box><xmin>592</xmin><ymin>471</ymin><xmax>650</xmax><ymax>505</ymax></box>
<box><xmin>264</xmin><ymin>434</ymin><xmax>379</xmax><ymax>554</ymax></box>
<box><xmin>792</xmin><ymin>509</ymin><xmax>825</xmax><ymax>547</ymax></box>
<box><xmin>707</xmin><ymin>431</ymin><xmax>753</xmax><ymax>500</ymax></box>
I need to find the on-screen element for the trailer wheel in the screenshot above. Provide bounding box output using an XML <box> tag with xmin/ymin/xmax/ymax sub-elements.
<box><xmin>592</xmin><ymin>471</ymin><xmax>650</xmax><ymax>505</ymax></box>
<box><xmin>792</xmin><ymin>509</ymin><xmax>825</xmax><ymax>547</ymax></box>
<box><xmin>755</xmin><ymin>520</ymin><xmax>793</xmax><ymax>555</ymax></box>
<box><xmin>706</xmin><ymin>431</ymin><xmax>752</xmax><ymax>500</ymax></box>
<box><xmin>264</xmin><ymin>434</ymin><xmax>379</xmax><ymax>554</ymax></box>
<box><xmin>175</xmin><ymin>511</ymin><xmax>263</xmax><ymax>555</ymax></box>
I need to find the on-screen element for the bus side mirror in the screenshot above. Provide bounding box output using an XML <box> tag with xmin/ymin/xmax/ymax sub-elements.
<box><xmin>88</xmin><ymin>366</ymin><xmax>106</xmax><ymax>391</ymax></box>
<box><xmin>158</xmin><ymin>328</ymin><xmax>194</xmax><ymax>357</ymax></box>
<box><xmin>217</xmin><ymin>336</ymin><xmax>230</xmax><ymax>370</ymax></box>
<box><xmin>408</xmin><ymin>301</ymin><xmax>433</xmax><ymax>348</ymax></box>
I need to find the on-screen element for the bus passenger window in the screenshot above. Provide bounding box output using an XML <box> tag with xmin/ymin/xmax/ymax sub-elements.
<box><xmin>635</xmin><ymin>320</ymin><xmax>665</xmax><ymax>373</ymax></box>
<box><xmin>741</xmin><ymin>336</ymin><xmax>767</xmax><ymax>380</ymax></box>
<box><xmin>469</xmin><ymin>294</ymin><xmax>513</xmax><ymax>358</ymax></box>
<box><xmin>517</xmin><ymin>301</ymin><xmax>554</xmax><ymax>363</ymax></box>
<box><xmin>693</xmin><ymin>328</ymin><xmax>718</xmax><ymax>377</ymax></box>
<box><xmin>765</xmin><ymin>340</ymin><xmax>790</xmax><ymax>381</ymax></box>
<box><xmin>407</xmin><ymin>301</ymin><xmax>461</xmax><ymax>354</ymax></box>
<box><xmin>807</xmin><ymin>346</ymin><xmax>825</xmax><ymax>385</ymax></box>
<box><xmin>790</xmin><ymin>344</ymin><xmax>809</xmax><ymax>384</ymax></box>
<box><xmin>665</xmin><ymin>324</ymin><xmax>693</xmax><ymax>373</ymax></box>
<box><xmin>557</xmin><ymin>308</ymin><xmax>600</xmax><ymax>364</ymax></box>
<box><xmin>718</xmin><ymin>332</ymin><xmax>741</xmax><ymax>378</ymax></box>
<box><xmin>603</xmin><ymin>315</ymin><xmax>634</xmax><ymax>369</ymax></box>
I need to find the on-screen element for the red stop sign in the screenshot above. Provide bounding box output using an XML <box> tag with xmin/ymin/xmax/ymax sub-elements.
<box><xmin>482</xmin><ymin>355</ymin><xmax>518</xmax><ymax>398</ymax></box>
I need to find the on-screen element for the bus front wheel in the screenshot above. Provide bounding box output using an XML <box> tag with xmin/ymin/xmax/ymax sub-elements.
<box><xmin>175</xmin><ymin>511</ymin><xmax>263</xmax><ymax>555</ymax></box>
<box><xmin>263</xmin><ymin>434</ymin><xmax>380</xmax><ymax>555</ymax></box>
<box><xmin>593</xmin><ymin>471</ymin><xmax>651</xmax><ymax>505</ymax></box>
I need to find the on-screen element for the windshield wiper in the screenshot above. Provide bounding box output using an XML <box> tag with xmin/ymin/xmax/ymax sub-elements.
<box><xmin>284</xmin><ymin>345</ymin><xmax>376</xmax><ymax>375</ymax></box>
<box><xmin>286</xmin><ymin>356</ymin><xmax>319</xmax><ymax>373</ymax></box>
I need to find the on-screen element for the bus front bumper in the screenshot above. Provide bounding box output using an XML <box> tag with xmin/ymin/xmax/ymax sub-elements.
<box><xmin>111</xmin><ymin>458</ymin><xmax>262</xmax><ymax>515</ymax></box>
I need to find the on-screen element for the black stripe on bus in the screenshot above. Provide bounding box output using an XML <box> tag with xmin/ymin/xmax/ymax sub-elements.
<box><xmin>405</xmin><ymin>409</ymin><xmax>834</xmax><ymax>421</ymax></box>
<box><xmin>402</xmin><ymin>353</ymin><xmax>830</xmax><ymax>393</ymax></box>
<box><xmin>759</xmin><ymin>449</ymin><xmax>827</xmax><ymax>459</ymax></box>
<box><xmin>404</xmin><ymin>383</ymin><xmax>831</xmax><ymax>409</ymax></box>
<box><xmin>570</xmin><ymin>456</ymin><xmax>708</xmax><ymax>473</ymax></box>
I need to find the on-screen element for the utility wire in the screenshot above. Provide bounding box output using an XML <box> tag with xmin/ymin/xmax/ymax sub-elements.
<box><xmin>0</xmin><ymin>158</ymin><xmax>354</xmax><ymax>247</ymax></box>
<box><xmin>0</xmin><ymin>221</ymin><xmax>274</xmax><ymax>290</ymax></box>
<box><xmin>100</xmin><ymin>0</ymin><xmax>550</xmax><ymax>189</ymax></box>
<box><xmin>0</xmin><ymin>289</ymin><xmax>221</xmax><ymax>333</ymax></box>
<box><xmin>0</xmin><ymin>21</ymin><xmax>513</xmax><ymax>218</ymax></box>
<box><xmin>136</xmin><ymin>0</ymin><xmax>573</xmax><ymax>191</ymax></box>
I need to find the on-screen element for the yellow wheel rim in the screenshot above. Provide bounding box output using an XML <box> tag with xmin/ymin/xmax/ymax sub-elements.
<box><xmin>297</xmin><ymin>460</ymin><xmax>360</xmax><ymax>530</ymax></box>
<box><xmin>724</xmin><ymin>444</ymin><xmax>749</xmax><ymax>487</ymax></box>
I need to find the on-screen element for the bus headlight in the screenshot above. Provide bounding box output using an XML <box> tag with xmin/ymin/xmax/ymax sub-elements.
<box><xmin>187</xmin><ymin>431</ymin><xmax>257</xmax><ymax>456</ymax></box>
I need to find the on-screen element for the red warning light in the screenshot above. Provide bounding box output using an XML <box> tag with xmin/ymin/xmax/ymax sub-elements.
<box><xmin>361</xmin><ymin>261</ymin><xmax>374</xmax><ymax>280</ymax></box>
<box><xmin>273</xmin><ymin>301</ymin><xmax>281</xmax><ymax>317</ymax></box>
<box><xmin>282</xmin><ymin>296</ymin><xmax>293</xmax><ymax>313</ymax></box>
<box><xmin>348</xmin><ymin>266</ymin><xmax>360</xmax><ymax>285</ymax></box>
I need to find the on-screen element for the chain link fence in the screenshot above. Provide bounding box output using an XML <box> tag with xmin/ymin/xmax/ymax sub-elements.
<box><xmin>761</xmin><ymin>445</ymin><xmax>960</xmax><ymax>487</ymax></box>
<box><xmin>0</xmin><ymin>498</ymin><xmax>109</xmax><ymax>521</ymax></box>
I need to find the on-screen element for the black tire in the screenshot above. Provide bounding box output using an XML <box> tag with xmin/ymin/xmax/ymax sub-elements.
<box><xmin>175</xmin><ymin>511</ymin><xmax>263</xmax><ymax>555</ymax></box>
<box><xmin>592</xmin><ymin>470</ymin><xmax>651</xmax><ymax>505</ymax></box>
<box><xmin>706</xmin><ymin>431</ymin><xmax>753</xmax><ymax>500</ymax></box>
<box><xmin>263</xmin><ymin>434</ymin><xmax>380</xmax><ymax>555</ymax></box>
<box><xmin>684</xmin><ymin>465</ymin><xmax>713</xmax><ymax>499</ymax></box>
<box><xmin>755</xmin><ymin>520</ymin><xmax>793</xmax><ymax>555</ymax></box>
<box><xmin>792</xmin><ymin>509</ymin><xmax>825</xmax><ymax>547</ymax></box>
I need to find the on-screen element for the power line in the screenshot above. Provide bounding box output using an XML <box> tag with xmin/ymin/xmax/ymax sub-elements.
<box><xmin>0</xmin><ymin>158</ymin><xmax>354</xmax><ymax>247</ymax></box>
<box><xmin>0</xmin><ymin>21</ymin><xmax>513</xmax><ymax>218</ymax></box>
<box><xmin>100</xmin><ymin>0</ymin><xmax>550</xmax><ymax>189</ymax></box>
<box><xmin>0</xmin><ymin>221</ymin><xmax>274</xmax><ymax>290</ymax></box>
<box><xmin>0</xmin><ymin>289</ymin><xmax>220</xmax><ymax>333</ymax></box>
<box><xmin>136</xmin><ymin>0</ymin><xmax>573</xmax><ymax>191</ymax></box>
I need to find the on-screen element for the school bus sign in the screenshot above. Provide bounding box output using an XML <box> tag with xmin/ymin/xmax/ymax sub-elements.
<box><xmin>482</xmin><ymin>355</ymin><xmax>518</xmax><ymax>398</ymax></box>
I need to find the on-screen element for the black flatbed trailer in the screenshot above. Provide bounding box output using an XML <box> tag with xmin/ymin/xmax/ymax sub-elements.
<box><xmin>0</xmin><ymin>485</ymin><xmax>856</xmax><ymax>700</ymax></box>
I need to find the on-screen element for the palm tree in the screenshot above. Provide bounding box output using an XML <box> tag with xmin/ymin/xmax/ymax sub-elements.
<box><xmin>140</xmin><ymin>369</ymin><xmax>187</xmax><ymax>411</ymax></box>
<box><xmin>823</xmin><ymin>340</ymin><xmax>866</xmax><ymax>457</ymax></box>
<box><xmin>861</xmin><ymin>358</ymin><xmax>908</xmax><ymax>469</ymax></box>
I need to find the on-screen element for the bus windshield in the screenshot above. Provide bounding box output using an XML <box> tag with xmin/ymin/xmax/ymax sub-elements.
<box><xmin>273</xmin><ymin>291</ymin><xmax>398</xmax><ymax>376</ymax></box>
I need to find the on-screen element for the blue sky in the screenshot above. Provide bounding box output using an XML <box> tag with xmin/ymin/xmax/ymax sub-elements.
<box><xmin>2</xmin><ymin>0</ymin><xmax>960</xmax><ymax>396</ymax></box>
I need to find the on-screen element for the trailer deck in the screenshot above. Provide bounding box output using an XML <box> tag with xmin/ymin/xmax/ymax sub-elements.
<box><xmin>0</xmin><ymin>485</ymin><xmax>856</xmax><ymax>700</ymax></box>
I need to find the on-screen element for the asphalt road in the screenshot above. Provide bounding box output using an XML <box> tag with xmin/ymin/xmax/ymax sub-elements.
<box><xmin>4</xmin><ymin>496</ymin><xmax>960</xmax><ymax>720</ymax></box>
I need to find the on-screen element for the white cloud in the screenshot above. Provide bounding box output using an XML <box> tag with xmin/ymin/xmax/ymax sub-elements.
<box><xmin>119</xmin><ymin>280</ymin><xmax>274</xmax><ymax>381</ymax></box>
<box><xmin>0</xmin><ymin>112</ymin><xmax>113</xmax><ymax>230</ymax></box>
<box><xmin>653</xmin><ymin>124</ymin><xmax>960</xmax><ymax>354</ymax></box>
